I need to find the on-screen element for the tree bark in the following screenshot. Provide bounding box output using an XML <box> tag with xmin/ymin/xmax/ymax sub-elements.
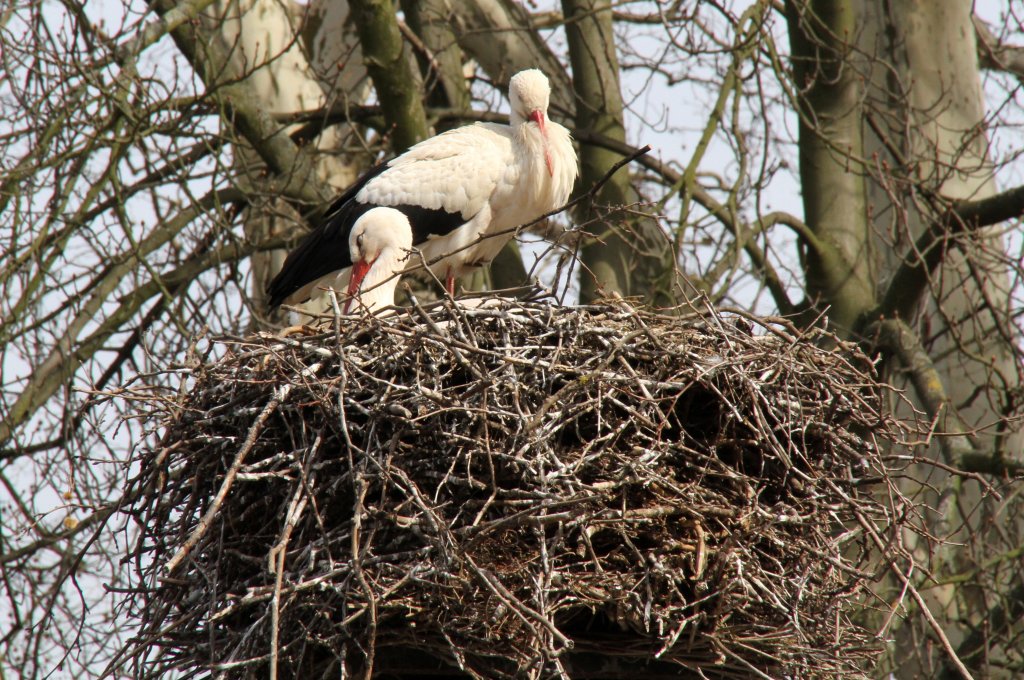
<box><xmin>350</xmin><ymin>0</ymin><xmax>429</xmax><ymax>153</ymax></box>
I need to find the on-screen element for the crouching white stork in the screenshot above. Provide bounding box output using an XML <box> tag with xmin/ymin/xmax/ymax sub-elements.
<box><xmin>266</xmin><ymin>69</ymin><xmax>578</xmax><ymax>309</ymax></box>
<box><xmin>340</xmin><ymin>207</ymin><xmax>413</xmax><ymax>314</ymax></box>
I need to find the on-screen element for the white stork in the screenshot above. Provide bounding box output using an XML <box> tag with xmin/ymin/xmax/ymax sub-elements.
<box><xmin>267</xmin><ymin>69</ymin><xmax>578</xmax><ymax>309</ymax></box>
<box><xmin>340</xmin><ymin>207</ymin><xmax>413</xmax><ymax>315</ymax></box>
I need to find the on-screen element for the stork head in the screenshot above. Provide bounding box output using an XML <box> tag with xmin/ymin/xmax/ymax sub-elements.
<box><xmin>345</xmin><ymin>207</ymin><xmax>413</xmax><ymax>314</ymax></box>
<box><xmin>510</xmin><ymin>69</ymin><xmax>552</xmax><ymax>127</ymax></box>
<box><xmin>509</xmin><ymin>69</ymin><xmax>555</xmax><ymax>176</ymax></box>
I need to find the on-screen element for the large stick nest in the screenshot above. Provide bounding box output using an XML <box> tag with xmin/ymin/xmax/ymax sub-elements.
<box><xmin>123</xmin><ymin>295</ymin><xmax>900</xmax><ymax>679</ymax></box>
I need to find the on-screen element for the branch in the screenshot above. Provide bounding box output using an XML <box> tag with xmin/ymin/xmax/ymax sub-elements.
<box><xmin>349</xmin><ymin>0</ymin><xmax>430</xmax><ymax>152</ymax></box>
<box><xmin>974</xmin><ymin>15</ymin><xmax>1024</xmax><ymax>82</ymax></box>
<box><xmin>0</xmin><ymin>505</ymin><xmax>116</xmax><ymax>566</ymax></box>
<box><xmin>148</xmin><ymin>0</ymin><xmax>331</xmax><ymax>205</ymax></box>
<box><xmin>957</xmin><ymin>452</ymin><xmax>1024</xmax><ymax>476</ymax></box>
<box><xmin>529</xmin><ymin>7</ymin><xmax>696</xmax><ymax>27</ymax></box>
<box><xmin>114</xmin><ymin>0</ymin><xmax>220</xmax><ymax>65</ymax></box>
<box><xmin>867</xmin><ymin>319</ymin><xmax>1024</xmax><ymax>474</ymax></box>
<box><xmin>573</xmin><ymin>130</ymin><xmax>802</xmax><ymax>315</ymax></box>
<box><xmin>941</xmin><ymin>581</ymin><xmax>1024</xmax><ymax>680</ymax></box>
<box><xmin>932</xmin><ymin>543</ymin><xmax>1024</xmax><ymax>588</ymax></box>
<box><xmin>118</xmin><ymin>229</ymin><xmax>287</xmax><ymax>311</ymax></box>
<box><xmin>0</xmin><ymin>187</ymin><xmax>239</xmax><ymax>447</ymax></box>
<box><xmin>955</xmin><ymin>182</ymin><xmax>1024</xmax><ymax>227</ymax></box>
<box><xmin>851</xmin><ymin>508</ymin><xmax>975</xmax><ymax>680</ymax></box>
<box><xmin>0</xmin><ymin>209</ymin><xmax>286</xmax><ymax>462</ymax></box>
<box><xmin>868</xmin><ymin>319</ymin><xmax>980</xmax><ymax>468</ymax></box>
<box><xmin>874</xmin><ymin>183</ymin><xmax>1024</xmax><ymax>323</ymax></box>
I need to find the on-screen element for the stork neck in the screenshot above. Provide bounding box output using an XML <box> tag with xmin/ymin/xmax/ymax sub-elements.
<box><xmin>354</xmin><ymin>249</ymin><xmax>404</xmax><ymax>313</ymax></box>
<box><xmin>510</xmin><ymin>108</ymin><xmax>527</xmax><ymax>128</ymax></box>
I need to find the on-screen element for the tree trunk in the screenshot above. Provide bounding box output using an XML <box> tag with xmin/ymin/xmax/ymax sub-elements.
<box><xmin>350</xmin><ymin>0</ymin><xmax>429</xmax><ymax>153</ymax></box>
<box><xmin>204</xmin><ymin>0</ymin><xmax>368</xmax><ymax>320</ymax></box>
<box><xmin>785</xmin><ymin>0</ymin><xmax>874</xmax><ymax>333</ymax></box>
<box><xmin>862</xmin><ymin>3</ymin><xmax>1022</xmax><ymax>678</ymax></box>
<box><xmin>562</xmin><ymin>0</ymin><xmax>675</xmax><ymax>306</ymax></box>
<box><xmin>788</xmin><ymin>0</ymin><xmax>1024</xmax><ymax>675</ymax></box>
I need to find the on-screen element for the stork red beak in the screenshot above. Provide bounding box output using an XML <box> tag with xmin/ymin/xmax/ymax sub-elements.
<box><xmin>529</xmin><ymin>110</ymin><xmax>554</xmax><ymax>177</ymax></box>
<box><xmin>344</xmin><ymin>257</ymin><xmax>374</xmax><ymax>314</ymax></box>
<box><xmin>528</xmin><ymin>110</ymin><xmax>546</xmax><ymax>132</ymax></box>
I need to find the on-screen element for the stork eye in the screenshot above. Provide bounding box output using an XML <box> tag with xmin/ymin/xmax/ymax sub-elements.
<box><xmin>356</xmin><ymin>233</ymin><xmax>364</xmax><ymax>250</ymax></box>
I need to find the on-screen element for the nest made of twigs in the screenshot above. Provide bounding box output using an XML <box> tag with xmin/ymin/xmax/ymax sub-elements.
<box><xmin>123</xmin><ymin>294</ymin><xmax>899</xmax><ymax>679</ymax></box>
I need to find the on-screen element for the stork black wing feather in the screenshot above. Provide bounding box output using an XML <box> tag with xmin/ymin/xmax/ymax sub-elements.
<box><xmin>394</xmin><ymin>204</ymin><xmax>467</xmax><ymax>243</ymax></box>
<box><xmin>265</xmin><ymin>200</ymin><xmax>374</xmax><ymax>309</ymax></box>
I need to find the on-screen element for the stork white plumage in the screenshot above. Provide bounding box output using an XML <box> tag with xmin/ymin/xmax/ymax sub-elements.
<box><xmin>340</xmin><ymin>207</ymin><xmax>413</xmax><ymax>315</ymax></box>
<box><xmin>267</xmin><ymin>69</ymin><xmax>578</xmax><ymax>309</ymax></box>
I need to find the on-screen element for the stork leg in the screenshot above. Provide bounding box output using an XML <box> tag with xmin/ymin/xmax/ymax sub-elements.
<box><xmin>445</xmin><ymin>269</ymin><xmax>456</xmax><ymax>296</ymax></box>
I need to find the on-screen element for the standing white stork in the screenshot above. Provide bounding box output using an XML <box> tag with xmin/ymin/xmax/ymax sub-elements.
<box><xmin>266</xmin><ymin>69</ymin><xmax>578</xmax><ymax>309</ymax></box>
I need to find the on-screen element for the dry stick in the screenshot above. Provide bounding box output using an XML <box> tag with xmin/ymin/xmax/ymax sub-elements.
<box><xmin>165</xmin><ymin>384</ymin><xmax>290</xmax><ymax>573</ymax></box>
<box><xmin>352</xmin><ymin>474</ymin><xmax>377</xmax><ymax>680</ymax></box>
<box><xmin>851</xmin><ymin>509</ymin><xmax>974</xmax><ymax>680</ymax></box>
<box><xmin>384</xmin><ymin>460</ymin><xmax>571</xmax><ymax>652</ymax></box>
<box><xmin>268</xmin><ymin>479</ymin><xmax>310</xmax><ymax>680</ymax></box>
<box><xmin>464</xmin><ymin>554</ymin><xmax>573</xmax><ymax>653</ymax></box>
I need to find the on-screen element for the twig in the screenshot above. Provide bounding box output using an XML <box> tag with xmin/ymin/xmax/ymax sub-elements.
<box><xmin>851</xmin><ymin>509</ymin><xmax>974</xmax><ymax>680</ymax></box>
<box><xmin>165</xmin><ymin>385</ymin><xmax>289</xmax><ymax>573</ymax></box>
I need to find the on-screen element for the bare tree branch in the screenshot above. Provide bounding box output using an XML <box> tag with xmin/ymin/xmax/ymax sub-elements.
<box><xmin>870</xmin><ymin>317</ymin><xmax>1023</xmax><ymax>472</ymax></box>
<box><xmin>942</xmin><ymin>581</ymin><xmax>1024</xmax><ymax>680</ymax></box>
<box><xmin>873</xmin><ymin>184</ymin><xmax>1024</xmax><ymax>324</ymax></box>
<box><xmin>0</xmin><ymin>187</ymin><xmax>238</xmax><ymax>447</ymax></box>
<box><xmin>974</xmin><ymin>15</ymin><xmax>1024</xmax><ymax>82</ymax></box>
<box><xmin>572</xmin><ymin>129</ymin><xmax>802</xmax><ymax>315</ymax></box>
<box><xmin>851</xmin><ymin>508</ymin><xmax>976</xmax><ymax>680</ymax></box>
<box><xmin>400</xmin><ymin>0</ymin><xmax>471</xmax><ymax>128</ymax></box>
<box><xmin>870</xmin><ymin>319</ymin><xmax>978</xmax><ymax>464</ymax></box>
